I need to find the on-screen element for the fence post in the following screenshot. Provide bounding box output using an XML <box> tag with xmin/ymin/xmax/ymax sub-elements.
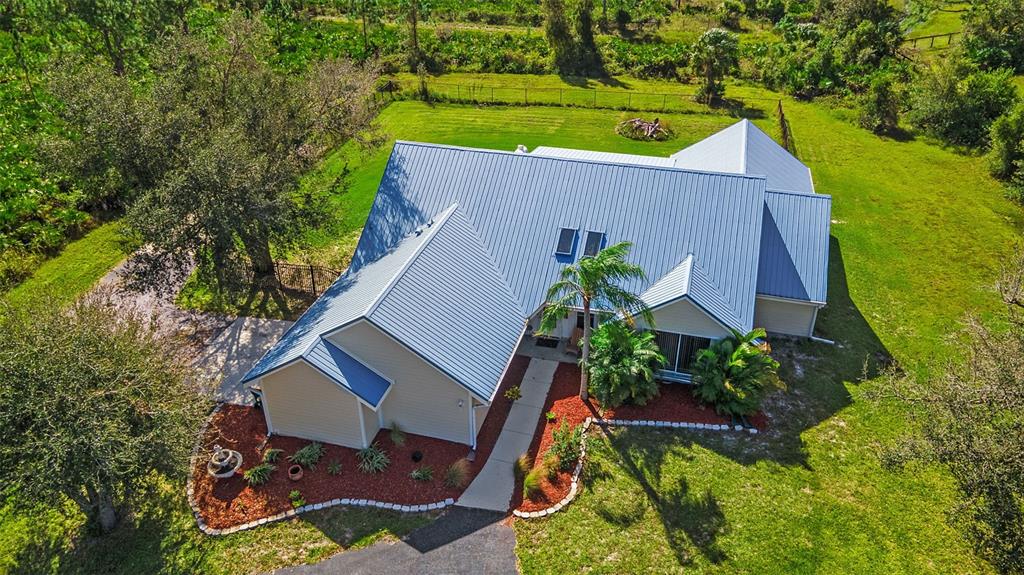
<box><xmin>524</xmin><ymin>87</ymin><xmax>528</xmax><ymax>105</ymax></box>
<box><xmin>457</xmin><ymin>84</ymin><xmax>461</xmax><ymax>100</ymax></box>
<box><xmin>559</xmin><ymin>88</ymin><xmax>563</xmax><ymax>106</ymax></box>
<box><xmin>593</xmin><ymin>89</ymin><xmax>597</xmax><ymax>107</ymax></box>
<box><xmin>309</xmin><ymin>265</ymin><xmax>317</xmax><ymax>295</ymax></box>
<box><xmin>627</xmin><ymin>93</ymin><xmax>632</xmax><ymax>108</ymax></box>
<box><xmin>662</xmin><ymin>93</ymin><xmax>666</xmax><ymax>111</ymax></box>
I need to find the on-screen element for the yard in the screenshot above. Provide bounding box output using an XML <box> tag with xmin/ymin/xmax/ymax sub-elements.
<box><xmin>1</xmin><ymin>77</ymin><xmax>1022</xmax><ymax>573</ymax></box>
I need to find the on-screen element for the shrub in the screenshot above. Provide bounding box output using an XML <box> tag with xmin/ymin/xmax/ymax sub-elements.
<box><xmin>243</xmin><ymin>463</ymin><xmax>276</xmax><ymax>486</ymax></box>
<box><xmin>390</xmin><ymin>422</ymin><xmax>406</xmax><ymax>447</ymax></box>
<box><xmin>523</xmin><ymin>467</ymin><xmax>544</xmax><ymax>499</ymax></box>
<box><xmin>692</xmin><ymin>328</ymin><xmax>782</xmax><ymax>417</ymax></box>
<box><xmin>504</xmin><ymin>385</ymin><xmax>522</xmax><ymax>402</ymax></box>
<box><xmin>327</xmin><ymin>460</ymin><xmax>342</xmax><ymax>475</ymax></box>
<box><xmin>543</xmin><ymin>453</ymin><xmax>560</xmax><ymax>481</ymax></box>
<box><xmin>288</xmin><ymin>441</ymin><xmax>325</xmax><ymax>469</ymax></box>
<box><xmin>550</xmin><ymin>421</ymin><xmax>584</xmax><ymax>470</ymax></box>
<box><xmin>357</xmin><ymin>442</ymin><xmax>390</xmax><ymax>473</ymax></box>
<box><xmin>587</xmin><ymin>320</ymin><xmax>665</xmax><ymax>408</ymax></box>
<box><xmin>262</xmin><ymin>448</ymin><xmax>283</xmax><ymax>464</ymax></box>
<box><xmin>717</xmin><ymin>0</ymin><xmax>745</xmax><ymax>28</ymax></box>
<box><xmin>288</xmin><ymin>489</ymin><xmax>306</xmax><ymax>508</ymax></box>
<box><xmin>691</xmin><ymin>28</ymin><xmax>740</xmax><ymax>104</ymax></box>
<box><xmin>859</xmin><ymin>70</ymin><xmax>902</xmax><ymax>135</ymax></box>
<box><xmin>545</xmin><ymin>411</ymin><xmax>557</xmax><ymax>422</ymax></box>
<box><xmin>988</xmin><ymin>103</ymin><xmax>1024</xmax><ymax>181</ymax></box>
<box><xmin>444</xmin><ymin>458</ymin><xmax>471</xmax><ymax>488</ymax></box>
<box><xmin>410</xmin><ymin>465</ymin><xmax>434</xmax><ymax>481</ymax></box>
<box><xmin>514</xmin><ymin>453</ymin><xmax>531</xmax><ymax>480</ymax></box>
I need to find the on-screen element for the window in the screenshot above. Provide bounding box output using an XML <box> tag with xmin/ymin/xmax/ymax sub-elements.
<box><xmin>654</xmin><ymin>330</ymin><xmax>712</xmax><ymax>373</ymax></box>
<box><xmin>583</xmin><ymin>231</ymin><xmax>604</xmax><ymax>257</ymax></box>
<box><xmin>555</xmin><ymin>228</ymin><xmax>577</xmax><ymax>256</ymax></box>
<box><xmin>576</xmin><ymin>311</ymin><xmax>596</xmax><ymax>330</ymax></box>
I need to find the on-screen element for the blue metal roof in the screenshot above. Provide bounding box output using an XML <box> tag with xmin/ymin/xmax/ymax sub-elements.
<box><xmin>304</xmin><ymin>338</ymin><xmax>391</xmax><ymax>407</ymax></box>
<box><xmin>757</xmin><ymin>189</ymin><xmax>832</xmax><ymax>302</ymax></box>
<box><xmin>641</xmin><ymin>254</ymin><xmax>744</xmax><ymax>330</ymax></box>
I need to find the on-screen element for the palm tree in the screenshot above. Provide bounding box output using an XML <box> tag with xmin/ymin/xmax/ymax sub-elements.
<box><xmin>588</xmin><ymin>320</ymin><xmax>666</xmax><ymax>408</ymax></box>
<box><xmin>692</xmin><ymin>327</ymin><xmax>782</xmax><ymax>418</ymax></box>
<box><xmin>539</xmin><ymin>241</ymin><xmax>653</xmax><ymax>401</ymax></box>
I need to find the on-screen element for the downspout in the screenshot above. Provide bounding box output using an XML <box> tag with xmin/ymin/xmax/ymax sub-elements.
<box><xmin>467</xmin><ymin>391</ymin><xmax>477</xmax><ymax>450</ymax></box>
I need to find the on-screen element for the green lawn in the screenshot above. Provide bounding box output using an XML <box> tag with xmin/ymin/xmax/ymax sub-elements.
<box><xmin>2</xmin><ymin>222</ymin><xmax>127</xmax><ymax>307</ymax></box>
<box><xmin>3</xmin><ymin>77</ymin><xmax>1022</xmax><ymax>573</ymax></box>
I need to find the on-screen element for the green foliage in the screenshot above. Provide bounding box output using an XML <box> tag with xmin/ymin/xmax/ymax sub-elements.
<box><xmin>288</xmin><ymin>442</ymin><xmax>325</xmax><ymax>469</ymax></box>
<box><xmin>550</xmin><ymin>421</ymin><xmax>584</xmax><ymax>470</ymax></box>
<box><xmin>0</xmin><ymin>291</ymin><xmax>210</xmax><ymax>533</ymax></box>
<box><xmin>543</xmin><ymin>0</ymin><xmax>577</xmax><ymax>74</ymax></box>
<box><xmin>327</xmin><ymin>459</ymin><xmax>342</xmax><ymax>475</ymax></box>
<box><xmin>988</xmin><ymin>102</ymin><xmax>1024</xmax><ymax>181</ymax></box>
<box><xmin>587</xmin><ymin>321</ymin><xmax>665</xmax><ymax>408</ymax></box>
<box><xmin>691</xmin><ymin>28</ymin><xmax>739</xmax><ymax>104</ymax></box>
<box><xmin>444</xmin><ymin>457</ymin><xmax>470</xmax><ymax>488</ymax></box>
<box><xmin>961</xmin><ymin>0</ymin><xmax>1024</xmax><ymax>73</ymax></box>
<box><xmin>692</xmin><ymin>328</ymin><xmax>781</xmax><ymax>417</ymax></box>
<box><xmin>356</xmin><ymin>443</ymin><xmax>390</xmax><ymax>473</ymax></box>
<box><xmin>288</xmin><ymin>489</ymin><xmax>306</xmax><ymax>508</ymax></box>
<box><xmin>514</xmin><ymin>453</ymin><xmax>531</xmax><ymax>480</ymax></box>
<box><xmin>262</xmin><ymin>448</ymin><xmax>284</xmax><ymax>464</ymax></box>
<box><xmin>545</xmin><ymin>411</ymin><xmax>557</xmax><ymax>422</ymax></box>
<box><xmin>858</xmin><ymin>69</ymin><xmax>902</xmax><ymax>135</ymax></box>
<box><xmin>601</xmin><ymin>38</ymin><xmax>690</xmax><ymax>78</ymax></box>
<box><xmin>409</xmin><ymin>465</ymin><xmax>434</xmax><ymax>481</ymax></box>
<box><xmin>523</xmin><ymin>466</ymin><xmax>544</xmax><ymax>498</ymax></box>
<box><xmin>718</xmin><ymin>0</ymin><xmax>745</xmax><ymax>29</ymax></box>
<box><xmin>504</xmin><ymin>385</ymin><xmax>522</xmax><ymax>402</ymax></box>
<box><xmin>243</xmin><ymin>463</ymin><xmax>276</xmax><ymax>486</ymax></box>
<box><xmin>543</xmin><ymin>453</ymin><xmax>560</xmax><ymax>481</ymax></box>
<box><xmin>908</xmin><ymin>56</ymin><xmax>1019</xmax><ymax>147</ymax></box>
<box><xmin>390</xmin><ymin>422</ymin><xmax>406</xmax><ymax>446</ymax></box>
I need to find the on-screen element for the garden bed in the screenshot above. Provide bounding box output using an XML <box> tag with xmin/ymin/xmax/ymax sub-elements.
<box><xmin>604</xmin><ymin>382</ymin><xmax>767</xmax><ymax>430</ymax></box>
<box><xmin>192</xmin><ymin>356</ymin><xmax>531</xmax><ymax>530</ymax></box>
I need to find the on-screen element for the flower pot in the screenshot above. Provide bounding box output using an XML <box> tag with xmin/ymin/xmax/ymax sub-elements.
<box><xmin>288</xmin><ymin>465</ymin><xmax>303</xmax><ymax>481</ymax></box>
<box><xmin>411</xmin><ymin>450</ymin><xmax>423</xmax><ymax>463</ymax></box>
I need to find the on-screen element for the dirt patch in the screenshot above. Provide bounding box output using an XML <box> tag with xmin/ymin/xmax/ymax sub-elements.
<box><xmin>193</xmin><ymin>356</ymin><xmax>532</xmax><ymax>529</ymax></box>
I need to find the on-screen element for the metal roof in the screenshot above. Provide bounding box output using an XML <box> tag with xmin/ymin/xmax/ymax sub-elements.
<box><xmin>304</xmin><ymin>338</ymin><xmax>391</xmax><ymax>407</ymax></box>
<box><xmin>757</xmin><ymin>190</ymin><xmax>832</xmax><ymax>302</ymax></box>
<box><xmin>530</xmin><ymin>146</ymin><xmax>676</xmax><ymax>168</ymax></box>
<box><xmin>670</xmin><ymin>119</ymin><xmax>815</xmax><ymax>194</ymax></box>
<box><xmin>641</xmin><ymin>254</ymin><xmax>744</xmax><ymax>329</ymax></box>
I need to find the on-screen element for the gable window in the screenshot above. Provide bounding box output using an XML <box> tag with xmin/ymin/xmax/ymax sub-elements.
<box><xmin>654</xmin><ymin>330</ymin><xmax>712</xmax><ymax>373</ymax></box>
<box><xmin>583</xmin><ymin>231</ymin><xmax>604</xmax><ymax>257</ymax></box>
<box><xmin>555</xmin><ymin>228</ymin><xmax>577</xmax><ymax>256</ymax></box>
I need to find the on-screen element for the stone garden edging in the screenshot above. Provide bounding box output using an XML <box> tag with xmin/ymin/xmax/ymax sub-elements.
<box><xmin>512</xmin><ymin>415</ymin><xmax>758</xmax><ymax>520</ymax></box>
<box><xmin>186</xmin><ymin>403</ymin><xmax>453</xmax><ymax>536</ymax></box>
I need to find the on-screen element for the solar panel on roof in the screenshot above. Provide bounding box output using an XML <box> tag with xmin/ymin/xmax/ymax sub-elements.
<box><xmin>583</xmin><ymin>231</ymin><xmax>604</xmax><ymax>257</ymax></box>
<box><xmin>555</xmin><ymin>228</ymin><xmax>576</xmax><ymax>256</ymax></box>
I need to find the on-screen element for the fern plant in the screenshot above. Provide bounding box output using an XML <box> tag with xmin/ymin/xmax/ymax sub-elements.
<box><xmin>586</xmin><ymin>320</ymin><xmax>665</xmax><ymax>408</ymax></box>
<box><xmin>243</xmin><ymin>463</ymin><xmax>275</xmax><ymax>486</ymax></box>
<box><xmin>410</xmin><ymin>465</ymin><xmax>434</xmax><ymax>482</ymax></box>
<box><xmin>288</xmin><ymin>441</ymin><xmax>325</xmax><ymax>469</ymax></box>
<box><xmin>357</xmin><ymin>443</ymin><xmax>390</xmax><ymax>473</ymax></box>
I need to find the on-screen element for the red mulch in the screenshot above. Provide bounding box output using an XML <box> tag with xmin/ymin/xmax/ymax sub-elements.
<box><xmin>193</xmin><ymin>355</ymin><xmax>532</xmax><ymax>529</ymax></box>
<box><xmin>512</xmin><ymin>363</ymin><xmax>766</xmax><ymax>513</ymax></box>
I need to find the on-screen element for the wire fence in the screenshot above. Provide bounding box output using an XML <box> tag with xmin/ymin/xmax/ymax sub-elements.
<box><xmin>270</xmin><ymin>262</ymin><xmax>342</xmax><ymax>298</ymax></box>
<box><xmin>378</xmin><ymin>77</ymin><xmax>780</xmax><ymax>116</ymax></box>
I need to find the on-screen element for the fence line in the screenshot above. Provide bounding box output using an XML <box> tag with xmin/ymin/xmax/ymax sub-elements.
<box><xmin>268</xmin><ymin>262</ymin><xmax>342</xmax><ymax>298</ymax></box>
<box><xmin>905</xmin><ymin>31</ymin><xmax>960</xmax><ymax>49</ymax></box>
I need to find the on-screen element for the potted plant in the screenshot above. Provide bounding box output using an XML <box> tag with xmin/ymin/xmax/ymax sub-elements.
<box><xmin>288</xmin><ymin>464</ymin><xmax>303</xmax><ymax>481</ymax></box>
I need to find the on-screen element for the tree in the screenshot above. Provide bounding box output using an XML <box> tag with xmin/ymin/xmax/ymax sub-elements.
<box><xmin>961</xmin><ymin>0</ymin><xmax>1024</xmax><ymax>73</ymax></box>
<box><xmin>397</xmin><ymin>0</ymin><xmax>431</xmax><ymax>70</ymax></box>
<box><xmin>587</xmin><ymin>320</ymin><xmax>666</xmax><ymax>407</ymax></box>
<box><xmin>47</xmin><ymin>13</ymin><xmax>381</xmax><ymax>291</ymax></box>
<box><xmin>691</xmin><ymin>28</ymin><xmax>739</xmax><ymax>105</ymax></box>
<box><xmin>880</xmin><ymin>246</ymin><xmax>1024</xmax><ymax>574</ymax></box>
<box><xmin>859</xmin><ymin>69</ymin><xmax>902</xmax><ymax>135</ymax></box>
<box><xmin>359</xmin><ymin>0</ymin><xmax>382</xmax><ymax>53</ymax></box>
<box><xmin>988</xmin><ymin>102</ymin><xmax>1024</xmax><ymax>181</ymax></box>
<box><xmin>0</xmin><ymin>291</ymin><xmax>210</xmax><ymax>534</ymax></box>
<box><xmin>543</xmin><ymin>0</ymin><xmax>576</xmax><ymax>74</ymax></box>
<box><xmin>692</xmin><ymin>328</ymin><xmax>781</xmax><ymax>419</ymax></box>
<box><xmin>573</xmin><ymin>0</ymin><xmax>602</xmax><ymax>75</ymax></box>
<box><xmin>539</xmin><ymin>241</ymin><xmax>653</xmax><ymax>401</ymax></box>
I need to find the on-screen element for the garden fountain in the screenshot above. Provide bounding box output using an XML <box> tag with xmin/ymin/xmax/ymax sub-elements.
<box><xmin>207</xmin><ymin>444</ymin><xmax>243</xmax><ymax>479</ymax></box>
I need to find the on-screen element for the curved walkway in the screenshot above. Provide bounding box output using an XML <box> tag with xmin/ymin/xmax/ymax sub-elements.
<box><xmin>271</xmin><ymin>507</ymin><xmax>518</xmax><ymax>575</ymax></box>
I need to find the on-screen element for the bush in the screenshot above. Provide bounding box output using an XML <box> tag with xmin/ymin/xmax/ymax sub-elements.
<box><xmin>390</xmin><ymin>422</ymin><xmax>406</xmax><ymax>447</ymax></box>
<box><xmin>357</xmin><ymin>442</ymin><xmax>390</xmax><ymax>473</ymax></box>
<box><xmin>718</xmin><ymin>0</ymin><xmax>746</xmax><ymax>28</ymax></box>
<box><xmin>288</xmin><ymin>489</ymin><xmax>306</xmax><ymax>508</ymax></box>
<box><xmin>550</xmin><ymin>421</ymin><xmax>583</xmax><ymax>470</ymax></box>
<box><xmin>692</xmin><ymin>328</ymin><xmax>782</xmax><ymax>417</ymax></box>
<box><xmin>410</xmin><ymin>465</ymin><xmax>434</xmax><ymax>481</ymax></box>
<box><xmin>327</xmin><ymin>459</ymin><xmax>342</xmax><ymax>475</ymax></box>
<box><xmin>859</xmin><ymin>70</ymin><xmax>902</xmax><ymax>135</ymax></box>
<box><xmin>523</xmin><ymin>466</ymin><xmax>544</xmax><ymax>499</ymax></box>
<box><xmin>243</xmin><ymin>463</ymin><xmax>276</xmax><ymax>486</ymax></box>
<box><xmin>288</xmin><ymin>441</ymin><xmax>325</xmax><ymax>469</ymax></box>
<box><xmin>908</xmin><ymin>57</ymin><xmax>1018</xmax><ymax>147</ymax></box>
<box><xmin>504</xmin><ymin>385</ymin><xmax>522</xmax><ymax>402</ymax></box>
<box><xmin>444</xmin><ymin>458</ymin><xmax>471</xmax><ymax>488</ymax></box>
<box><xmin>262</xmin><ymin>448</ymin><xmax>283</xmax><ymax>464</ymax></box>
<box><xmin>988</xmin><ymin>103</ymin><xmax>1024</xmax><ymax>181</ymax></box>
<box><xmin>543</xmin><ymin>453</ymin><xmax>560</xmax><ymax>481</ymax></box>
<box><xmin>513</xmin><ymin>453</ymin><xmax>531</xmax><ymax>481</ymax></box>
<box><xmin>587</xmin><ymin>320</ymin><xmax>665</xmax><ymax>407</ymax></box>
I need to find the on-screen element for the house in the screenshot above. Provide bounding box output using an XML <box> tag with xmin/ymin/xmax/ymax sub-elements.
<box><xmin>240</xmin><ymin>119</ymin><xmax>831</xmax><ymax>450</ymax></box>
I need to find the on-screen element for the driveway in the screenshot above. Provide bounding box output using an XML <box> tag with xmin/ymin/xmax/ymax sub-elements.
<box><xmin>271</xmin><ymin>507</ymin><xmax>518</xmax><ymax>575</ymax></box>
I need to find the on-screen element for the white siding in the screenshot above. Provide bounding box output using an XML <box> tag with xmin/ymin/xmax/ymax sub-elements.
<box><xmin>754</xmin><ymin>297</ymin><xmax>818</xmax><ymax>337</ymax></box>
<box><xmin>361</xmin><ymin>402</ymin><xmax>380</xmax><ymax>446</ymax></box>
<box><xmin>649</xmin><ymin>298</ymin><xmax>730</xmax><ymax>339</ymax></box>
<box><xmin>260</xmin><ymin>361</ymin><xmax>365</xmax><ymax>448</ymax></box>
<box><xmin>474</xmin><ymin>401</ymin><xmax>489</xmax><ymax>436</ymax></box>
<box><xmin>329</xmin><ymin>320</ymin><xmax>473</xmax><ymax>445</ymax></box>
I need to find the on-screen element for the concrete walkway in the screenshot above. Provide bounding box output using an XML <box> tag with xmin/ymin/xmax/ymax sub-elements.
<box><xmin>457</xmin><ymin>359</ymin><xmax>558</xmax><ymax>512</ymax></box>
<box><xmin>194</xmin><ymin>316</ymin><xmax>294</xmax><ymax>405</ymax></box>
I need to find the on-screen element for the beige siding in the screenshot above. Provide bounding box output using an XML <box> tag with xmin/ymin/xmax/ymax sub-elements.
<box><xmin>474</xmin><ymin>402</ymin><xmax>489</xmax><ymax>436</ymax></box>
<box><xmin>361</xmin><ymin>403</ymin><xmax>380</xmax><ymax>445</ymax></box>
<box><xmin>754</xmin><ymin>297</ymin><xmax>818</xmax><ymax>337</ymax></box>
<box><xmin>329</xmin><ymin>321</ymin><xmax>472</xmax><ymax>445</ymax></box>
<box><xmin>648</xmin><ymin>298</ymin><xmax>730</xmax><ymax>339</ymax></box>
<box><xmin>260</xmin><ymin>361</ymin><xmax>365</xmax><ymax>448</ymax></box>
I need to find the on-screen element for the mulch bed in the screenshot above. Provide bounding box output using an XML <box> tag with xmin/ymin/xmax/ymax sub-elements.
<box><xmin>512</xmin><ymin>363</ymin><xmax>766</xmax><ymax>513</ymax></box>
<box><xmin>192</xmin><ymin>355</ymin><xmax>532</xmax><ymax>530</ymax></box>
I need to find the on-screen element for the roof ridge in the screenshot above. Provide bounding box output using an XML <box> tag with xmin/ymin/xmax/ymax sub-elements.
<box><xmin>688</xmin><ymin>255</ymin><xmax>745</xmax><ymax>328</ymax></box>
<box><xmin>446</xmin><ymin>210</ymin><xmax>529</xmax><ymax>318</ymax></box>
<box><xmin>765</xmin><ymin>187</ymin><xmax>831</xmax><ymax>200</ymax></box>
<box><xmin>740</xmin><ymin>120</ymin><xmax>749</xmax><ymax>174</ymax></box>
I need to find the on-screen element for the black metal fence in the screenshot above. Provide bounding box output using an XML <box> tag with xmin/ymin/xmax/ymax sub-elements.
<box><xmin>271</xmin><ymin>262</ymin><xmax>342</xmax><ymax>298</ymax></box>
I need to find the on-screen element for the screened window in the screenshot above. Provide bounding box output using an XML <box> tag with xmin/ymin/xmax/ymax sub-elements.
<box><xmin>654</xmin><ymin>331</ymin><xmax>712</xmax><ymax>373</ymax></box>
<box><xmin>583</xmin><ymin>231</ymin><xmax>604</xmax><ymax>257</ymax></box>
<box><xmin>555</xmin><ymin>228</ymin><xmax>577</xmax><ymax>256</ymax></box>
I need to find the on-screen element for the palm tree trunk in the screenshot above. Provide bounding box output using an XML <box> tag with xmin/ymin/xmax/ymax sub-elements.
<box><xmin>580</xmin><ymin>299</ymin><xmax>591</xmax><ymax>401</ymax></box>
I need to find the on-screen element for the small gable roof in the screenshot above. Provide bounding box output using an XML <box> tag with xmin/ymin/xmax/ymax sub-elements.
<box><xmin>670</xmin><ymin>119</ymin><xmax>815</xmax><ymax>194</ymax></box>
<box><xmin>641</xmin><ymin>254</ymin><xmax>744</xmax><ymax>330</ymax></box>
<box><xmin>304</xmin><ymin>338</ymin><xmax>391</xmax><ymax>407</ymax></box>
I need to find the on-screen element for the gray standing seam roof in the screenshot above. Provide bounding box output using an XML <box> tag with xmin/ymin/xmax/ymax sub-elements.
<box><xmin>757</xmin><ymin>190</ymin><xmax>832</xmax><ymax>302</ymax></box>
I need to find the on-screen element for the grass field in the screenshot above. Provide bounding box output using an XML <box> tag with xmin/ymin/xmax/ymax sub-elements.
<box><xmin>2</xmin><ymin>75</ymin><xmax>1022</xmax><ymax>573</ymax></box>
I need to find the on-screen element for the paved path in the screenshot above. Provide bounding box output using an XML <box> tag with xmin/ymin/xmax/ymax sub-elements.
<box><xmin>457</xmin><ymin>359</ymin><xmax>558</xmax><ymax>512</ymax></box>
<box><xmin>194</xmin><ymin>316</ymin><xmax>294</xmax><ymax>405</ymax></box>
<box><xmin>271</xmin><ymin>507</ymin><xmax>518</xmax><ymax>575</ymax></box>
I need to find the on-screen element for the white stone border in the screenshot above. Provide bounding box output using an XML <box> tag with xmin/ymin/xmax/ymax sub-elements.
<box><xmin>512</xmin><ymin>415</ymin><xmax>759</xmax><ymax>520</ymax></box>
<box><xmin>186</xmin><ymin>402</ymin><xmax>454</xmax><ymax>536</ymax></box>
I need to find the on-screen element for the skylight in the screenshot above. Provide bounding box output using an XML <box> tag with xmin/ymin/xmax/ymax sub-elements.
<box><xmin>583</xmin><ymin>231</ymin><xmax>604</xmax><ymax>257</ymax></box>
<box><xmin>555</xmin><ymin>228</ymin><xmax>576</xmax><ymax>256</ymax></box>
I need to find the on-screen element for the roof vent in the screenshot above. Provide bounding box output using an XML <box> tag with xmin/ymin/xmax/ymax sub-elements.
<box><xmin>514</xmin><ymin>144</ymin><xmax>528</xmax><ymax>154</ymax></box>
